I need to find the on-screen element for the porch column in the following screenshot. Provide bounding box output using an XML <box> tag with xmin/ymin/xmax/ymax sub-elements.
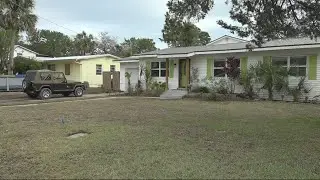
<box><xmin>166</xmin><ymin>58</ymin><xmax>169</xmax><ymax>90</ymax></box>
<box><xmin>186</xmin><ymin>58</ymin><xmax>190</xmax><ymax>86</ymax></box>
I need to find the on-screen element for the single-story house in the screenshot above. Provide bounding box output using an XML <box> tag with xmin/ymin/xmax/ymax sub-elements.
<box><xmin>36</xmin><ymin>54</ymin><xmax>120</xmax><ymax>87</ymax></box>
<box><xmin>14</xmin><ymin>45</ymin><xmax>39</xmax><ymax>58</ymax></box>
<box><xmin>117</xmin><ymin>35</ymin><xmax>320</xmax><ymax>100</ymax></box>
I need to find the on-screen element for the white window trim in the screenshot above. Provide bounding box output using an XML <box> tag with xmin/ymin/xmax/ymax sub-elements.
<box><xmin>272</xmin><ymin>56</ymin><xmax>307</xmax><ymax>77</ymax></box>
<box><xmin>213</xmin><ymin>59</ymin><xmax>227</xmax><ymax>78</ymax></box>
<box><xmin>151</xmin><ymin>61</ymin><xmax>166</xmax><ymax>77</ymax></box>
<box><xmin>96</xmin><ymin>64</ymin><xmax>102</xmax><ymax>75</ymax></box>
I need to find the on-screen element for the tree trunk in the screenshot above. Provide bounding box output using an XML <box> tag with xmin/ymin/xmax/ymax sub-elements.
<box><xmin>268</xmin><ymin>87</ymin><xmax>273</xmax><ymax>100</ymax></box>
<box><xmin>7</xmin><ymin>31</ymin><xmax>17</xmax><ymax>75</ymax></box>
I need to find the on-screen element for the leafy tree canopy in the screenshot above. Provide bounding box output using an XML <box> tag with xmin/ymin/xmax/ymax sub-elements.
<box><xmin>161</xmin><ymin>12</ymin><xmax>211</xmax><ymax>47</ymax></box>
<box><xmin>120</xmin><ymin>37</ymin><xmax>157</xmax><ymax>57</ymax></box>
<box><xmin>24</xmin><ymin>29</ymin><xmax>73</xmax><ymax>57</ymax></box>
<box><xmin>166</xmin><ymin>0</ymin><xmax>320</xmax><ymax>45</ymax></box>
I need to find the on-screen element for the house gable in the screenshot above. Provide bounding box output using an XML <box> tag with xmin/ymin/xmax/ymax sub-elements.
<box><xmin>207</xmin><ymin>35</ymin><xmax>248</xmax><ymax>46</ymax></box>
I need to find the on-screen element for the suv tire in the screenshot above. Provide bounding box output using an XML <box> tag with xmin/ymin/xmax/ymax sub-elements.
<box><xmin>74</xmin><ymin>87</ymin><xmax>84</xmax><ymax>97</ymax></box>
<box><xmin>39</xmin><ymin>88</ymin><xmax>52</xmax><ymax>99</ymax></box>
<box><xmin>22</xmin><ymin>80</ymin><xmax>27</xmax><ymax>90</ymax></box>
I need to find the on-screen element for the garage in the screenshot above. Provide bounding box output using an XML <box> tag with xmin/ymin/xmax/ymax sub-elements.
<box><xmin>118</xmin><ymin>60</ymin><xmax>140</xmax><ymax>92</ymax></box>
<box><xmin>125</xmin><ymin>68</ymin><xmax>139</xmax><ymax>91</ymax></box>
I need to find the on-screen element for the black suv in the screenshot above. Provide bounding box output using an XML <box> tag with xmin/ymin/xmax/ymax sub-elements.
<box><xmin>22</xmin><ymin>70</ymin><xmax>86</xmax><ymax>99</ymax></box>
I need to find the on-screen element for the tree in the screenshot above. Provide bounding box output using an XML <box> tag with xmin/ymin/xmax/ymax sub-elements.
<box><xmin>252</xmin><ymin>60</ymin><xmax>289</xmax><ymax>100</ymax></box>
<box><xmin>120</xmin><ymin>37</ymin><xmax>157</xmax><ymax>57</ymax></box>
<box><xmin>161</xmin><ymin>10</ymin><xmax>211</xmax><ymax>47</ymax></box>
<box><xmin>25</xmin><ymin>29</ymin><xmax>73</xmax><ymax>57</ymax></box>
<box><xmin>0</xmin><ymin>0</ymin><xmax>38</xmax><ymax>74</ymax></box>
<box><xmin>96</xmin><ymin>32</ymin><xmax>119</xmax><ymax>55</ymax></box>
<box><xmin>14</xmin><ymin>56</ymin><xmax>42</xmax><ymax>74</ymax></box>
<box><xmin>73</xmin><ymin>31</ymin><xmax>96</xmax><ymax>55</ymax></box>
<box><xmin>0</xmin><ymin>30</ymin><xmax>14</xmax><ymax>73</ymax></box>
<box><xmin>166</xmin><ymin>0</ymin><xmax>320</xmax><ymax>45</ymax></box>
<box><xmin>223</xmin><ymin>57</ymin><xmax>240</xmax><ymax>93</ymax></box>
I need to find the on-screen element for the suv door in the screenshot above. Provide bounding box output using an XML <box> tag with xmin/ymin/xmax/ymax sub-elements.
<box><xmin>52</xmin><ymin>72</ymin><xmax>70</xmax><ymax>92</ymax></box>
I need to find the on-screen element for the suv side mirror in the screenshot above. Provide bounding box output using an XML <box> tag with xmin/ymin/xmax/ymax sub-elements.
<box><xmin>63</xmin><ymin>78</ymin><xmax>67</xmax><ymax>83</ymax></box>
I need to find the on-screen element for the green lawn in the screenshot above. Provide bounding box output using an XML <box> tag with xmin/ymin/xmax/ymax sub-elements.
<box><xmin>0</xmin><ymin>98</ymin><xmax>319</xmax><ymax>179</ymax></box>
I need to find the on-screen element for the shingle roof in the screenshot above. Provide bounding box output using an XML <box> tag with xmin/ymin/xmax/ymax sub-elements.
<box><xmin>146</xmin><ymin>37</ymin><xmax>320</xmax><ymax>55</ymax></box>
<box><xmin>118</xmin><ymin>37</ymin><xmax>320</xmax><ymax>61</ymax></box>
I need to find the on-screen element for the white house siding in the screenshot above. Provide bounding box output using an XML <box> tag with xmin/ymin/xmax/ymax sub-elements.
<box><xmin>211</xmin><ymin>38</ymin><xmax>244</xmax><ymax>45</ymax></box>
<box><xmin>14</xmin><ymin>46</ymin><xmax>37</xmax><ymax>58</ymax></box>
<box><xmin>137</xmin><ymin>58</ymin><xmax>180</xmax><ymax>89</ymax></box>
<box><xmin>246</xmin><ymin>48</ymin><xmax>320</xmax><ymax>100</ymax></box>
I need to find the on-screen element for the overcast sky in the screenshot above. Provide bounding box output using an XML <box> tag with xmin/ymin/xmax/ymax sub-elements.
<box><xmin>35</xmin><ymin>0</ymin><xmax>237</xmax><ymax>49</ymax></box>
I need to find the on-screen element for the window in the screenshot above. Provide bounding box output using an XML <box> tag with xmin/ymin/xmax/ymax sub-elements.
<box><xmin>110</xmin><ymin>65</ymin><xmax>116</xmax><ymax>72</ymax></box>
<box><xmin>17</xmin><ymin>53</ymin><xmax>23</xmax><ymax>57</ymax></box>
<box><xmin>271</xmin><ymin>56</ymin><xmax>307</xmax><ymax>76</ymax></box>
<box><xmin>65</xmin><ymin>64</ymin><xmax>70</xmax><ymax>75</ymax></box>
<box><xmin>40</xmin><ymin>73</ymin><xmax>52</xmax><ymax>81</ymax></box>
<box><xmin>53</xmin><ymin>72</ymin><xmax>65</xmax><ymax>82</ymax></box>
<box><xmin>214</xmin><ymin>59</ymin><xmax>226</xmax><ymax>77</ymax></box>
<box><xmin>272</xmin><ymin>57</ymin><xmax>288</xmax><ymax>67</ymax></box>
<box><xmin>47</xmin><ymin>64</ymin><xmax>56</xmax><ymax>71</ymax></box>
<box><xmin>290</xmin><ymin>56</ymin><xmax>307</xmax><ymax>76</ymax></box>
<box><xmin>96</xmin><ymin>64</ymin><xmax>102</xmax><ymax>75</ymax></box>
<box><xmin>151</xmin><ymin>61</ymin><xmax>166</xmax><ymax>77</ymax></box>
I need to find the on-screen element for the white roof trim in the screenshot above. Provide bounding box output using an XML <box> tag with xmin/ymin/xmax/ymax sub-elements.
<box><xmin>207</xmin><ymin>35</ymin><xmax>248</xmax><ymax>45</ymax></box>
<box><xmin>36</xmin><ymin>54</ymin><xmax>119</xmax><ymax>61</ymax></box>
<box><xmin>117</xmin><ymin>60</ymin><xmax>139</xmax><ymax>63</ymax></box>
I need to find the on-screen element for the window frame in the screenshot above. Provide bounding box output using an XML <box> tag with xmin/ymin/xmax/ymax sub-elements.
<box><xmin>96</xmin><ymin>64</ymin><xmax>102</xmax><ymax>75</ymax></box>
<box><xmin>47</xmin><ymin>64</ymin><xmax>56</xmax><ymax>71</ymax></box>
<box><xmin>213</xmin><ymin>59</ymin><xmax>227</xmax><ymax>78</ymax></box>
<box><xmin>271</xmin><ymin>56</ymin><xmax>307</xmax><ymax>77</ymax></box>
<box><xmin>110</xmin><ymin>65</ymin><xmax>116</xmax><ymax>72</ymax></box>
<box><xmin>65</xmin><ymin>64</ymin><xmax>71</xmax><ymax>75</ymax></box>
<box><xmin>151</xmin><ymin>61</ymin><xmax>167</xmax><ymax>77</ymax></box>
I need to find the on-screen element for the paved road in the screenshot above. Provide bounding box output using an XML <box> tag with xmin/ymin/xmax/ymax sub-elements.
<box><xmin>0</xmin><ymin>92</ymin><xmax>126</xmax><ymax>106</ymax></box>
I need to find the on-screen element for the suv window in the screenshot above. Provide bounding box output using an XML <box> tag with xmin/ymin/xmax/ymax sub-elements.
<box><xmin>40</xmin><ymin>72</ymin><xmax>52</xmax><ymax>81</ymax></box>
<box><xmin>25</xmin><ymin>72</ymin><xmax>36</xmax><ymax>81</ymax></box>
<box><xmin>53</xmin><ymin>72</ymin><xmax>66</xmax><ymax>81</ymax></box>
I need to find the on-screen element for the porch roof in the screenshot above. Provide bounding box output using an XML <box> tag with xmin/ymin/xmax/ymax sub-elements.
<box><xmin>118</xmin><ymin>37</ymin><xmax>320</xmax><ymax>61</ymax></box>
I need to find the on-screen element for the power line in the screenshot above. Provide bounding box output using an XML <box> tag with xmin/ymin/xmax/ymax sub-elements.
<box><xmin>7</xmin><ymin>0</ymin><xmax>78</xmax><ymax>34</ymax></box>
<box><xmin>37</xmin><ymin>16</ymin><xmax>78</xmax><ymax>34</ymax></box>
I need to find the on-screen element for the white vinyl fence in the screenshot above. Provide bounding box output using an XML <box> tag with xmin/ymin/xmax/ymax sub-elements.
<box><xmin>0</xmin><ymin>75</ymin><xmax>24</xmax><ymax>91</ymax></box>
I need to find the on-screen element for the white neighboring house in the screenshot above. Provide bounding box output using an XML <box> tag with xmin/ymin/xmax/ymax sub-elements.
<box><xmin>14</xmin><ymin>45</ymin><xmax>39</xmax><ymax>59</ymax></box>
<box><xmin>117</xmin><ymin>35</ymin><xmax>320</xmax><ymax>101</ymax></box>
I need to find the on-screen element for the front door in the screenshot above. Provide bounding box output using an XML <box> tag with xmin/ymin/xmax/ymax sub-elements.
<box><xmin>179</xmin><ymin>59</ymin><xmax>187</xmax><ymax>88</ymax></box>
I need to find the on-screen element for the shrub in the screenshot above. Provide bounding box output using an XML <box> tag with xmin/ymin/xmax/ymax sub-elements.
<box><xmin>199</xmin><ymin>86</ymin><xmax>210</xmax><ymax>93</ymax></box>
<box><xmin>134</xmin><ymin>80</ymin><xmax>143</xmax><ymax>95</ymax></box>
<box><xmin>148</xmin><ymin>81</ymin><xmax>166</xmax><ymax>97</ymax></box>
<box><xmin>14</xmin><ymin>57</ymin><xmax>43</xmax><ymax>74</ymax></box>
<box><xmin>214</xmin><ymin>79</ymin><xmax>230</xmax><ymax>95</ymax></box>
<box><xmin>288</xmin><ymin>77</ymin><xmax>311</xmax><ymax>102</ymax></box>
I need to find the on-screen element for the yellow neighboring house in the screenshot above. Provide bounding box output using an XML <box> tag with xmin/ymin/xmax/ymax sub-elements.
<box><xmin>36</xmin><ymin>54</ymin><xmax>120</xmax><ymax>87</ymax></box>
